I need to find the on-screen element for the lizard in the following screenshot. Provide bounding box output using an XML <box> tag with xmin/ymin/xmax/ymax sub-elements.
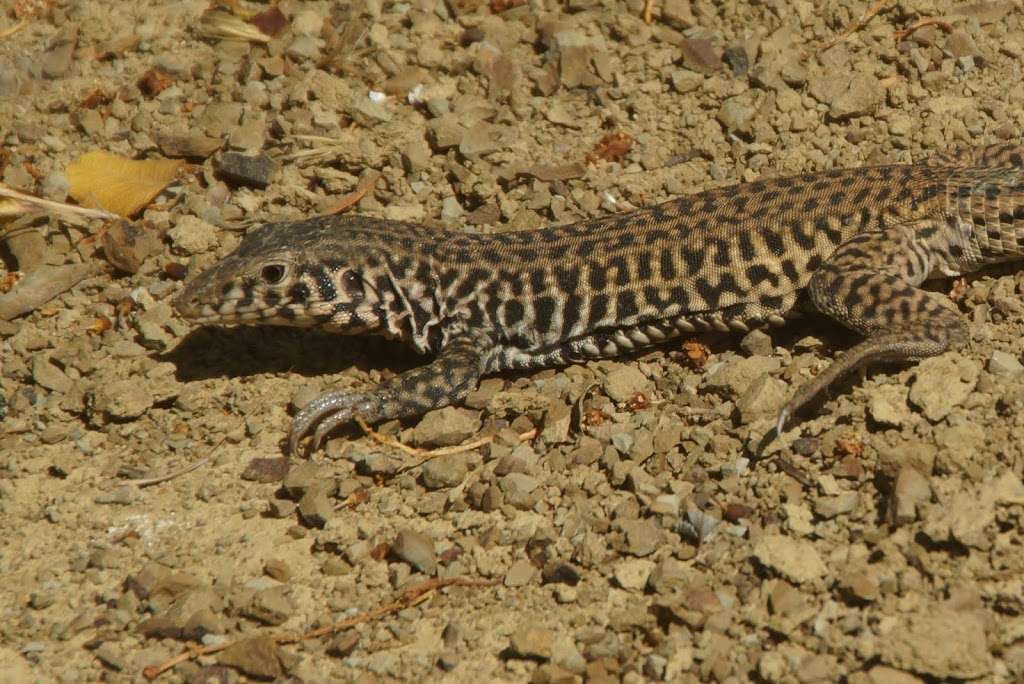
<box><xmin>173</xmin><ymin>143</ymin><xmax>1024</xmax><ymax>455</ymax></box>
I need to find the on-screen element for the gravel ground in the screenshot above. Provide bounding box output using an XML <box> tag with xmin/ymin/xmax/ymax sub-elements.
<box><xmin>2</xmin><ymin>0</ymin><xmax>1024</xmax><ymax>682</ymax></box>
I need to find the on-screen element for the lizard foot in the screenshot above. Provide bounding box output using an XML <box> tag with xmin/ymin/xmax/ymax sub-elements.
<box><xmin>289</xmin><ymin>390</ymin><xmax>381</xmax><ymax>455</ymax></box>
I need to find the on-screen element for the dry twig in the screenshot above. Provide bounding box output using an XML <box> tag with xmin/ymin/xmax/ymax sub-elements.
<box><xmin>319</xmin><ymin>172</ymin><xmax>382</xmax><ymax>215</ymax></box>
<box><xmin>818</xmin><ymin>0</ymin><xmax>892</xmax><ymax>50</ymax></box>
<box><xmin>0</xmin><ymin>183</ymin><xmax>121</xmax><ymax>222</ymax></box>
<box><xmin>142</xmin><ymin>576</ymin><xmax>498</xmax><ymax>679</ymax></box>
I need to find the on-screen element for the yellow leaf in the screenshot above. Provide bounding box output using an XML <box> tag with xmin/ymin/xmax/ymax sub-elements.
<box><xmin>66</xmin><ymin>151</ymin><xmax>183</xmax><ymax>218</ymax></box>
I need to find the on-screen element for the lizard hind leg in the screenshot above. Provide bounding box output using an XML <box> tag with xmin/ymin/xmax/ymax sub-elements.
<box><xmin>288</xmin><ymin>332</ymin><xmax>492</xmax><ymax>454</ymax></box>
<box><xmin>777</xmin><ymin>223</ymin><xmax>970</xmax><ymax>432</ymax></box>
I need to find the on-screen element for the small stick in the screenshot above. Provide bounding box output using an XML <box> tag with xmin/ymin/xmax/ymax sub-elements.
<box><xmin>643</xmin><ymin>0</ymin><xmax>654</xmax><ymax>24</ymax></box>
<box><xmin>319</xmin><ymin>172</ymin><xmax>383</xmax><ymax>216</ymax></box>
<box><xmin>142</xmin><ymin>576</ymin><xmax>498</xmax><ymax>679</ymax></box>
<box><xmin>818</xmin><ymin>0</ymin><xmax>891</xmax><ymax>50</ymax></box>
<box><xmin>893</xmin><ymin>18</ymin><xmax>954</xmax><ymax>41</ymax></box>
<box><xmin>0</xmin><ymin>183</ymin><xmax>121</xmax><ymax>222</ymax></box>
<box><xmin>125</xmin><ymin>436</ymin><xmax>225</xmax><ymax>487</ymax></box>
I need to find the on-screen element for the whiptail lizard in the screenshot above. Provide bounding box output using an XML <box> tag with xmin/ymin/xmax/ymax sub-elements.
<box><xmin>174</xmin><ymin>143</ymin><xmax>1024</xmax><ymax>454</ymax></box>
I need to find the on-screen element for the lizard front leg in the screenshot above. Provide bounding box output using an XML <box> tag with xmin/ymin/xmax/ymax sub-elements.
<box><xmin>777</xmin><ymin>221</ymin><xmax>970</xmax><ymax>432</ymax></box>
<box><xmin>289</xmin><ymin>331</ymin><xmax>494</xmax><ymax>455</ymax></box>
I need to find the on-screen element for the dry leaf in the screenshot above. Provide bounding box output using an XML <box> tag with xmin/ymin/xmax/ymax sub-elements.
<box><xmin>66</xmin><ymin>151</ymin><xmax>182</xmax><ymax>218</ymax></box>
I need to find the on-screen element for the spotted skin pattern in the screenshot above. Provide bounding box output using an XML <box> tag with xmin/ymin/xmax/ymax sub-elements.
<box><xmin>173</xmin><ymin>144</ymin><xmax>1024</xmax><ymax>453</ymax></box>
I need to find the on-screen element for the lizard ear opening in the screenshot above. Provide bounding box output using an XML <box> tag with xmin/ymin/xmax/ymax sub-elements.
<box><xmin>343</xmin><ymin>270</ymin><xmax>365</xmax><ymax>299</ymax></box>
<box><xmin>260</xmin><ymin>264</ymin><xmax>287</xmax><ymax>284</ymax></box>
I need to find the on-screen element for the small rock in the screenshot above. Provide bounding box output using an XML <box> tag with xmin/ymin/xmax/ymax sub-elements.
<box><xmin>866</xmin><ymin>666</ymin><xmax>924</xmax><ymax>684</ymax></box>
<box><xmin>679</xmin><ymin>38</ymin><xmax>723</xmax><ymax>74</ymax></box>
<box><xmin>867</xmin><ymin>385</ymin><xmax>911</xmax><ymax>427</ymax></box>
<box><xmin>878</xmin><ymin>608</ymin><xmax>991</xmax><ymax>679</ymax></box>
<box><xmin>660</xmin><ymin>0</ymin><xmax>695</xmax><ymax>29</ymax></box>
<box><xmin>282</xmin><ymin>462</ymin><xmax>329</xmax><ymax>499</ymax></box>
<box><xmin>813</xmin><ymin>491</ymin><xmax>858</xmax><ymax>519</ymax></box>
<box><xmin>740</xmin><ymin>328</ymin><xmax>773</xmax><ymax>357</ymax></box>
<box><xmin>504</xmin><ymin>559</ymin><xmax>536</xmax><ymax>587</ymax></box>
<box><xmin>988</xmin><ymin>349</ymin><xmax>1023</xmax><ymax>376</ymax></box>
<box><xmin>620</xmin><ymin>519</ymin><xmax>661</xmax><ymax>557</ymax></box>
<box><xmin>509</xmin><ymin>625</ymin><xmax>554</xmax><ymax>660</ymax></box>
<box><xmin>411</xmin><ymin>406</ymin><xmax>481</xmax><ymax>448</ymax></box>
<box><xmin>752</xmin><ymin>534</ymin><xmax>827</xmax><ymax>584</ymax></box>
<box><xmin>263</xmin><ymin>559</ymin><xmax>292</xmax><ymax>582</ymax></box>
<box><xmin>219</xmin><ymin>636</ymin><xmax>282</xmax><ymax>679</ymax></box>
<box><xmin>783</xmin><ymin>503</ymin><xmax>814</xmax><ymax>537</ymax></box>
<box><xmin>101</xmin><ymin>219</ymin><xmax>163</xmax><ymax>274</ymax></box>
<box><xmin>705</xmin><ymin>356</ymin><xmax>781</xmax><ymax>397</ymax></box>
<box><xmin>32</xmin><ymin>356</ymin><xmax>72</xmax><ymax>394</ymax></box>
<box><xmin>241</xmin><ymin>458</ymin><xmax>290</xmax><ymax>483</ymax></box>
<box><xmin>604</xmin><ymin>365</ymin><xmax>651</xmax><ymax>403</ymax></box>
<box><xmin>459</xmin><ymin>122</ymin><xmax>503</xmax><ymax>156</ymax></box>
<box><xmin>498</xmin><ymin>472</ymin><xmax>539</xmax><ymax>509</ymax></box>
<box><xmin>242</xmin><ymin>586</ymin><xmax>293</xmax><ymax>626</ymax></box>
<box><xmin>827</xmin><ymin>73</ymin><xmax>885</xmax><ymax>119</ymax></box>
<box><xmin>327</xmin><ymin>631</ymin><xmax>360</xmax><ymax>658</ymax></box>
<box><xmin>540</xmin><ymin>401</ymin><xmax>572</xmax><ymax>444</ymax></box>
<box><xmin>890</xmin><ymin>467</ymin><xmax>931</xmax><ymax>524</ymax></box>
<box><xmin>392</xmin><ymin>529</ymin><xmax>436</xmax><ymax>575</ymax></box>
<box><xmin>216</xmin><ymin>152</ymin><xmax>277</xmax><ymax>189</ymax></box>
<box><xmin>908</xmin><ymin>354</ymin><xmax>979</xmax><ymax>421</ymax></box>
<box><xmin>736</xmin><ymin>374</ymin><xmax>788</xmax><ymax>424</ymax></box>
<box><xmin>717</xmin><ymin>94</ymin><xmax>759</xmax><ymax>134</ymax></box>
<box><xmin>286</xmin><ymin>35</ymin><xmax>322</xmax><ymax>62</ymax></box>
<box><xmin>421</xmin><ymin>454</ymin><xmax>469</xmax><ymax>489</ymax></box>
<box><xmin>42</xmin><ymin>29</ymin><xmax>78</xmax><ymax>79</ymax></box>
<box><xmin>613</xmin><ymin>558</ymin><xmax>655</xmax><ymax>591</ymax></box>
<box><xmin>156</xmin><ymin>130</ymin><xmax>223</xmax><ymax>159</ymax></box>
<box><xmin>841</xmin><ymin>571</ymin><xmax>879</xmax><ymax>603</ymax></box>
<box><xmin>169</xmin><ymin>215</ymin><xmax>219</xmax><ymax>255</ymax></box>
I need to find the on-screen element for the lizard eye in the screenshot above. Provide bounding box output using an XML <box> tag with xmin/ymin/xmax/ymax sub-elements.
<box><xmin>342</xmin><ymin>270</ymin><xmax>364</xmax><ymax>298</ymax></box>
<box><xmin>260</xmin><ymin>264</ymin><xmax>287</xmax><ymax>284</ymax></box>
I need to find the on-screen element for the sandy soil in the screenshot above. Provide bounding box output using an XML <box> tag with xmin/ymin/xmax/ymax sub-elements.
<box><xmin>1</xmin><ymin>0</ymin><xmax>1023</xmax><ymax>682</ymax></box>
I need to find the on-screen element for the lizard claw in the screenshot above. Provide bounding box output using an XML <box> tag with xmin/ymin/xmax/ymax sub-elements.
<box><xmin>775</xmin><ymin>406</ymin><xmax>791</xmax><ymax>437</ymax></box>
<box><xmin>289</xmin><ymin>391</ymin><xmax>379</xmax><ymax>455</ymax></box>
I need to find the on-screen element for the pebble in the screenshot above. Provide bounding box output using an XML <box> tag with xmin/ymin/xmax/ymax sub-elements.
<box><xmin>156</xmin><ymin>130</ymin><xmax>223</xmax><ymax>159</ymax></box>
<box><xmin>411</xmin><ymin>407</ymin><xmax>481</xmax><ymax>447</ymax></box>
<box><xmin>499</xmin><ymin>472</ymin><xmax>539</xmax><ymax>509</ymax></box>
<box><xmin>705</xmin><ymin>356</ymin><xmax>782</xmax><ymax>398</ymax></box>
<box><xmin>740</xmin><ymin>328</ymin><xmax>773</xmax><ymax>357</ymax></box>
<box><xmin>32</xmin><ymin>356</ymin><xmax>72</xmax><ymax>394</ymax></box>
<box><xmin>613</xmin><ymin>558</ymin><xmax>655</xmax><ymax>591</ymax></box>
<box><xmin>752</xmin><ymin>534</ymin><xmax>827</xmax><ymax>584</ymax></box>
<box><xmin>603</xmin><ymin>365</ymin><xmax>651</xmax><ymax>403</ymax></box>
<box><xmin>504</xmin><ymin>559</ymin><xmax>536</xmax><ymax>587</ymax></box>
<box><xmin>298</xmin><ymin>489</ymin><xmax>332</xmax><ymax>527</ymax></box>
<box><xmin>620</xmin><ymin>519</ymin><xmax>661</xmax><ymax>557</ymax></box>
<box><xmin>878</xmin><ymin>608</ymin><xmax>991</xmax><ymax>679</ymax></box>
<box><xmin>678</xmin><ymin>38</ymin><xmax>723</xmax><ymax>74</ymax></box>
<box><xmin>509</xmin><ymin>625</ymin><xmax>554</xmax><ymax>660</ymax></box>
<box><xmin>218</xmin><ymin>636</ymin><xmax>283</xmax><ymax>679</ymax></box>
<box><xmin>987</xmin><ymin>349</ymin><xmax>1024</xmax><ymax>376</ymax></box>
<box><xmin>813</xmin><ymin>491</ymin><xmax>858</xmax><ymax>519</ymax></box>
<box><xmin>867</xmin><ymin>385</ymin><xmax>911</xmax><ymax>427</ymax></box>
<box><xmin>420</xmin><ymin>454</ymin><xmax>469</xmax><ymax>489</ymax></box>
<box><xmin>890</xmin><ymin>467</ymin><xmax>931</xmax><ymax>524</ymax></box>
<box><xmin>391</xmin><ymin>529</ymin><xmax>436</xmax><ymax>575</ymax></box>
<box><xmin>866</xmin><ymin>666</ymin><xmax>924</xmax><ymax>684</ymax></box>
<box><xmin>242</xmin><ymin>586</ymin><xmax>294</xmax><ymax>626</ymax></box>
<box><xmin>217</xmin><ymin>152</ymin><xmax>277</xmax><ymax>189</ymax></box>
<box><xmin>169</xmin><ymin>215</ymin><xmax>219</xmax><ymax>255</ymax></box>
<box><xmin>736</xmin><ymin>375</ymin><xmax>788</xmax><ymax>424</ymax></box>
<box><xmin>908</xmin><ymin>354</ymin><xmax>979</xmax><ymax>421</ymax></box>
<box><xmin>327</xmin><ymin>631</ymin><xmax>361</xmax><ymax>658</ymax></box>
<box><xmin>102</xmin><ymin>219</ymin><xmax>163</xmax><ymax>274</ymax></box>
<box><xmin>263</xmin><ymin>559</ymin><xmax>292</xmax><ymax>582</ymax></box>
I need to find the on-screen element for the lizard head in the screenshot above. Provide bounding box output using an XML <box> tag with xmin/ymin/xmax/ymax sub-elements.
<box><xmin>173</xmin><ymin>216</ymin><xmax>415</xmax><ymax>333</ymax></box>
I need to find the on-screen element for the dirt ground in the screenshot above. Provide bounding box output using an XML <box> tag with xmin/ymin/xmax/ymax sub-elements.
<box><xmin>2</xmin><ymin>0</ymin><xmax>1024</xmax><ymax>682</ymax></box>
